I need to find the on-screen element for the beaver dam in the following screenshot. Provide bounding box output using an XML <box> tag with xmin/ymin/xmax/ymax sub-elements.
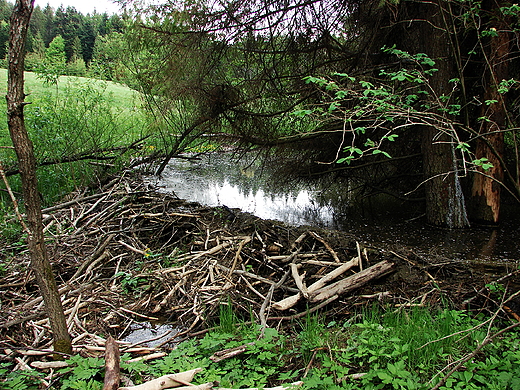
<box><xmin>1</xmin><ymin>171</ymin><xmax>519</xmax><ymax>370</ymax></box>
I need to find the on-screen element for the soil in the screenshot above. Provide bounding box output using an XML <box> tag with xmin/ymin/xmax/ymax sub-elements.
<box><xmin>1</xmin><ymin>171</ymin><xmax>519</xmax><ymax>357</ymax></box>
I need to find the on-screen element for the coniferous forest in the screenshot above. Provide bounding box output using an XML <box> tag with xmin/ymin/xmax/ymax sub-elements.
<box><xmin>0</xmin><ymin>0</ymin><xmax>127</xmax><ymax>80</ymax></box>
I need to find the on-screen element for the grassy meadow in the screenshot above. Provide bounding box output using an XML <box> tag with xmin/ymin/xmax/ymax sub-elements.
<box><xmin>0</xmin><ymin>69</ymin><xmax>144</xmax><ymax>138</ymax></box>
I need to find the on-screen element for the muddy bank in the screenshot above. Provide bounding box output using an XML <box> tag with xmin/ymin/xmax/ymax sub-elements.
<box><xmin>1</xmin><ymin>172</ymin><xmax>519</xmax><ymax>357</ymax></box>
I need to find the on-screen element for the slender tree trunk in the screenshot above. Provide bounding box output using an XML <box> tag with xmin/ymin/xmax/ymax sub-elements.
<box><xmin>7</xmin><ymin>0</ymin><xmax>72</xmax><ymax>355</ymax></box>
<box><xmin>470</xmin><ymin>3</ymin><xmax>508</xmax><ymax>224</ymax></box>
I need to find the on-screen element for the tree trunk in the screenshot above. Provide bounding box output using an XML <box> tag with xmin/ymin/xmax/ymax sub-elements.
<box><xmin>419</xmin><ymin>0</ymin><xmax>469</xmax><ymax>228</ymax></box>
<box><xmin>470</xmin><ymin>3</ymin><xmax>508</xmax><ymax>224</ymax></box>
<box><xmin>7</xmin><ymin>0</ymin><xmax>72</xmax><ymax>355</ymax></box>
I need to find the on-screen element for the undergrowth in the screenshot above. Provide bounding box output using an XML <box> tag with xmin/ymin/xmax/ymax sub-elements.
<box><xmin>2</xmin><ymin>304</ymin><xmax>519</xmax><ymax>390</ymax></box>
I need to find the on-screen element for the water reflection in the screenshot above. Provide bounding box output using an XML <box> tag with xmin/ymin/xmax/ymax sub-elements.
<box><xmin>147</xmin><ymin>152</ymin><xmax>519</xmax><ymax>264</ymax></box>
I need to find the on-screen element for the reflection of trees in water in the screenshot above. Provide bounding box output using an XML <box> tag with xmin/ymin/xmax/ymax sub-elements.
<box><xmin>162</xmin><ymin>152</ymin><xmax>519</xmax><ymax>263</ymax></box>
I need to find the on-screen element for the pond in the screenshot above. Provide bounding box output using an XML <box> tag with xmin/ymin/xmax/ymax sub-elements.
<box><xmin>146</xmin><ymin>152</ymin><xmax>520</xmax><ymax>266</ymax></box>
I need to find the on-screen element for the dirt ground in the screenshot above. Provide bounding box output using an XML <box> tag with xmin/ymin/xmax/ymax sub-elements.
<box><xmin>1</xmin><ymin>171</ymin><xmax>519</xmax><ymax>357</ymax></box>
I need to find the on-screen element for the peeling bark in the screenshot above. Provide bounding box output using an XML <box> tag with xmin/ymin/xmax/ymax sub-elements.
<box><xmin>470</xmin><ymin>3</ymin><xmax>508</xmax><ymax>224</ymax></box>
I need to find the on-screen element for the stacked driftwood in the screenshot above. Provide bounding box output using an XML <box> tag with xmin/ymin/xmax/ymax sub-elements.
<box><xmin>0</xmin><ymin>172</ymin><xmax>399</xmax><ymax>384</ymax></box>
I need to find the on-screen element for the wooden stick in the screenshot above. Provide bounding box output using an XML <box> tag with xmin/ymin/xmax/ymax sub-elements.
<box><xmin>310</xmin><ymin>260</ymin><xmax>395</xmax><ymax>302</ymax></box>
<box><xmin>30</xmin><ymin>361</ymin><xmax>69</xmax><ymax>369</ymax></box>
<box><xmin>103</xmin><ymin>336</ymin><xmax>120</xmax><ymax>390</ymax></box>
<box><xmin>210</xmin><ymin>342</ymin><xmax>254</xmax><ymax>362</ymax></box>
<box><xmin>118</xmin><ymin>368</ymin><xmax>204</xmax><ymax>390</ymax></box>
<box><xmin>216</xmin><ymin>264</ymin><xmax>299</xmax><ymax>292</ymax></box>
<box><xmin>228</xmin><ymin>236</ymin><xmax>251</xmax><ymax>278</ymax></box>
<box><xmin>0</xmin><ymin>162</ymin><xmax>29</xmax><ymax>233</ymax></box>
<box><xmin>308</xmin><ymin>231</ymin><xmax>340</xmax><ymax>262</ymax></box>
<box><xmin>125</xmin><ymin>352</ymin><xmax>167</xmax><ymax>363</ymax></box>
<box><xmin>218</xmin><ymin>381</ymin><xmax>303</xmax><ymax>390</ymax></box>
<box><xmin>121</xmin><ymin>382</ymin><xmax>213</xmax><ymax>390</ymax></box>
<box><xmin>273</xmin><ymin>256</ymin><xmax>359</xmax><ymax>310</ymax></box>
<box><xmin>291</xmin><ymin>263</ymin><xmax>308</xmax><ymax>298</ymax></box>
<box><xmin>356</xmin><ymin>241</ymin><xmax>363</xmax><ymax>271</ymax></box>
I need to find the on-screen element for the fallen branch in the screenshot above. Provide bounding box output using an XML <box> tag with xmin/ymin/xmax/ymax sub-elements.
<box><xmin>273</xmin><ymin>256</ymin><xmax>359</xmax><ymax>310</ymax></box>
<box><xmin>118</xmin><ymin>368</ymin><xmax>204</xmax><ymax>390</ymax></box>
<box><xmin>103</xmin><ymin>336</ymin><xmax>120</xmax><ymax>390</ymax></box>
<box><xmin>310</xmin><ymin>260</ymin><xmax>395</xmax><ymax>302</ymax></box>
<box><xmin>120</xmin><ymin>382</ymin><xmax>213</xmax><ymax>390</ymax></box>
<box><xmin>217</xmin><ymin>381</ymin><xmax>303</xmax><ymax>390</ymax></box>
<box><xmin>308</xmin><ymin>231</ymin><xmax>340</xmax><ymax>262</ymax></box>
<box><xmin>210</xmin><ymin>342</ymin><xmax>254</xmax><ymax>362</ymax></box>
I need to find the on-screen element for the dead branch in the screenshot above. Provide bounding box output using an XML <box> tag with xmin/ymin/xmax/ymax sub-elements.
<box><xmin>103</xmin><ymin>336</ymin><xmax>120</xmax><ymax>390</ymax></box>
<box><xmin>118</xmin><ymin>368</ymin><xmax>204</xmax><ymax>390</ymax></box>
<box><xmin>310</xmin><ymin>260</ymin><xmax>395</xmax><ymax>302</ymax></box>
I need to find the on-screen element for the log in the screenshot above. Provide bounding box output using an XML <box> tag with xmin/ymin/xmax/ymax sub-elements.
<box><xmin>120</xmin><ymin>383</ymin><xmax>213</xmax><ymax>390</ymax></box>
<box><xmin>272</xmin><ymin>256</ymin><xmax>359</xmax><ymax>311</ymax></box>
<box><xmin>103</xmin><ymin>336</ymin><xmax>120</xmax><ymax>390</ymax></box>
<box><xmin>118</xmin><ymin>369</ymin><xmax>203</xmax><ymax>390</ymax></box>
<box><xmin>30</xmin><ymin>361</ymin><xmax>69</xmax><ymax>369</ymax></box>
<box><xmin>310</xmin><ymin>260</ymin><xmax>395</xmax><ymax>302</ymax></box>
<box><xmin>217</xmin><ymin>381</ymin><xmax>303</xmax><ymax>390</ymax></box>
<box><xmin>210</xmin><ymin>343</ymin><xmax>254</xmax><ymax>362</ymax></box>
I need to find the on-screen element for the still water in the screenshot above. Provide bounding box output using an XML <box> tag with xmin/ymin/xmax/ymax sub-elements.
<box><xmin>147</xmin><ymin>152</ymin><xmax>519</xmax><ymax>264</ymax></box>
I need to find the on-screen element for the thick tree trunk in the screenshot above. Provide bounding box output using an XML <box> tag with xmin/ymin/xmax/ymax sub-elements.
<box><xmin>470</xmin><ymin>4</ymin><xmax>508</xmax><ymax>224</ymax></box>
<box><xmin>7</xmin><ymin>0</ymin><xmax>72</xmax><ymax>355</ymax></box>
<box><xmin>419</xmin><ymin>0</ymin><xmax>469</xmax><ymax>228</ymax></box>
<box><xmin>422</xmin><ymin>128</ymin><xmax>469</xmax><ymax>228</ymax></box>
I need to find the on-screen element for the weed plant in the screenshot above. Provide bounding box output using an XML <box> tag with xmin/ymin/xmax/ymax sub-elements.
<box><xmin>2</xmin><ymin>303</ymin><xmax>519</xmax><ymax>389</ymax></box>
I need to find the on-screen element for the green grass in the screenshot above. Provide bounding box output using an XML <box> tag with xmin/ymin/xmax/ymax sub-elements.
<box><xmin>0</xmin><ymin>69</ymin><xmax>141</xmax><ymax>118</ymax></box>
<box><xmin>0</xmin><ymin>69</ymin><xmax>148</xmax><ymax>223</ymax></box>
<box><xmin>0</xmin><ymin>70</ymin><xmax>145</xmax><ymax>144</ymax></box>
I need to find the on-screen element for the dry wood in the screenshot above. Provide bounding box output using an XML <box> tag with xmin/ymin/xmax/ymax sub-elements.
<box><xmin>273</xmin><ymin>256</ymin><xmax>359</xmax><ymax>310</ymax></box>
<box><xmin>41</xmin><ymin>192</ymin><xmax>108</xmax><ymax>214</ymax></box>
<box><xmin>269</xmin><ymin>294</ymin><xmax>339</xmax><ymax>321</ymax></box>
<box><xmin>118</xmin><ymin>368</ymin><xmax>204</xmax><ymax>390</ymax></box>
<box><xmin>310</xmin><ymin>260</ymin><xmax>395</xmax><ymax>302</ymax></box>
<box><xmin>125</xmin><ymin>352</ymin><xmax>167</xmax><ymax>363</ymax></box>
<box><xmin>218</xmin><ymin>381</ymin><xmax>303</xmax><ymax>390</ymax></box>
<box><xmin>103</xmin><ymin>336</ymin><xmax>120</xmax><ymax>390</ymax></box>
<box><xmin>120</xmin><ymin>382</ymin><xmax>213</xmax><ymax>390</ymax></box>
<box><xmin>30</xmin><ymin>360</ymin><xmax>69</xmax><ymax>369</ymax></box>
<box><xmin>356</xmin><ymin>241</ymin><xmax>363</xmax><ymax>271</ymax></box>
<box><xmin>71</xmin><ymin>234</ymin><xmax>115</xmax><ymax>281</ymax></box>
<box><xmin>210</xmin><ymin>342</ymin><xmax>254</xmax><ymax>362</ymax></box>
<box><xmin>216</xmin><ymin>264</ymin><xmax>299</xmax><ymax>292</ymax></box>
<box><xmin>228</xmin><ymin>236</ymin><xmax>251</xmax><ymax>277</ymax></box>
<box><xmin>290</xmin><ymin>263</ymin><xmax>308</xmax><ymax>298</ymax></box>
<box><xmin>308</xmin><ymin>231</ymin><xmax>340</xmax><ymax>262</ymax></box>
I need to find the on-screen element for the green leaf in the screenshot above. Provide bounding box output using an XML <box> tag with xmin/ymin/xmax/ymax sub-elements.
<box><xmin>456</xmin><ymin>142</ymin><xmax>470</xmax><ymax>152</ymax></box>
<box><xmin>292</xmin><ymin>109</ymin><xmax>313</xmax><ymax>117</ymax></box>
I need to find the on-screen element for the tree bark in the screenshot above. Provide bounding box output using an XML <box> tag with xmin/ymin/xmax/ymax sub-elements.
<box><xmin>470</xmin><ymin>2</ymin><xmax>508</xmax><ymax>224</ymax></box>
<box><xmin>7</xmin><ymin>0</ymin><xmax>72</xmax><ymax>355</ymax></box>
<box><xmin>103</xmin><ymin>336</ymin><xmax>120</xmax><ymax>390</ymax></box>
<box><xmin>416</xmin><ymin>0</ymin><xmax>470</xmax><ymax>228</ymax></box>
